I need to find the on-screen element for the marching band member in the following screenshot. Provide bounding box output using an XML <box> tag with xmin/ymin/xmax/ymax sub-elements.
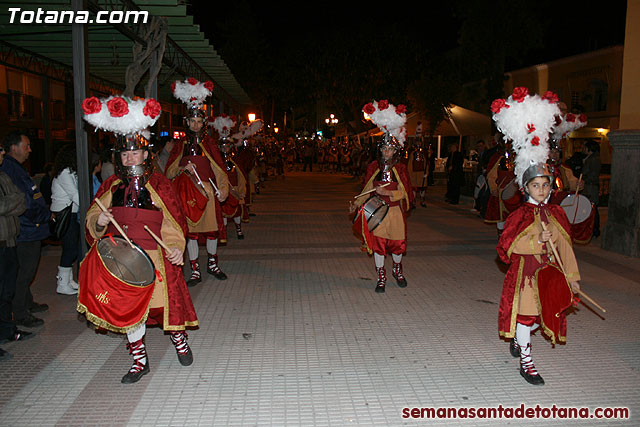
<box><xmin>79</xmin><ymin>95</ymin><xmax>198</xmax><ymax>384</ymax></box>
<box><xmin>406</xmin><ymin>140</ymin><xmax>428</xmax><ymax>208</ymax></box>
<box><xmin>350</xmin><ymin>100</ymin><xmax>413</xmax><ymax>293</ymax></box>
<box><xmin>492</xmin><ymin>88</ymin><xmax>582</xmax><ymax>386</ymax></box>
<box><xmin>233</xmin><ymin>120</ymin><xmax>264</xmax><ymax>223</ymax></box>
<box><xmin>212</xmin><ymin>115</ymin><xmax>246</xmax><ymax>241</ymax></box>
<box><xmin>165</xmin><ymin>78</ymin><xmax>230</xmax><ymax>285</ymax></box>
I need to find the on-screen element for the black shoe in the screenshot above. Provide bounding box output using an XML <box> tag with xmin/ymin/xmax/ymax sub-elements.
<box><xmin>237</xmin><ymin>233</ymin><xmax>245</xmax><ymax>240</ymax></box>
<box><xmin>208</xmin><ymin>267</ymin><xmax>227</xmax><ymax>280</ymax></box>
<box><xmin>121</xmin><ymin>363</ymin><xmax>150</xmax><ymax>384</ymax></box>
<box><xmin>375</xmin><ymin>283</ymin><xmax>386</xmax><ymax>293</ymax></box>
<box><xmin>509</xmin><ymin>339</ymin><xmax>520</xmax><ymax>358</ymax></box>
<box><xmin>420</xmin><ymin>202</ymin><xmax>427</xmax><ymax>207</ymax></box>
<box><xmin>186</xmin><ymin>276</ymin><xmax>201</xmax><ymax>287</ymax></box>
<box><xmin>0</xmin><ymin>348</ymin><xmax>12</xmax><ymax>361</ymax></box>
<box><xmin>0</xmin><ymin>330</ymin><xmax>36</xmax><ymax>344</ymax></box>
<box><xmin>249</xmin><ymin>213</ymin><xmax>257</xmax><ymax>217</ymax></box>
<box><xmin>177</xmin><ymin>348</ymin><xmax>194</xmax><ymax>366</ymax></box>
<box><xmin>15</xmin><ymin>314</ymin><xmax>44</xmax><ymax>328</ymax></box>
<box><xmin>520</xmin><ymin>367</ymin><xmax>545</xmax><ymax>385</ymax></box>
<box><xmin>392</xmin><ymin>273</ymin><xmax>407</xmax><ymax>288</ymax></box>
<box><xmin>29</xmin><ymin>302</ymin><xmax>49</xmax><ymax>313</ymax></box>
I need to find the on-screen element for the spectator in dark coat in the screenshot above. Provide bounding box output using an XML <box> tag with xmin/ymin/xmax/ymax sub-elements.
<box><xmin>0</xmin><ymin>144</ymin><xmax>33</xmax><ymax>359</ymax></box>
<box><xmin>445</xmin><ymin>143</ymin><xmax>465</xmax><ymax>204</ymax></box>
<box><xmin>0</xmin><ymin>131</ymin><xmax>51</xmax><ymax>328</ymax></box>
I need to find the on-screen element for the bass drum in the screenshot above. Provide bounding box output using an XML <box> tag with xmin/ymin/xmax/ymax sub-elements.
<box><xmin>560</xmin><ymin>194</ymin><xmax>592</xmax><ymax>224</ymax></box>
<box><xmin>353</xmin><ymin>195</ymin><xmax>389</xmax><ymax>232</ymax></box>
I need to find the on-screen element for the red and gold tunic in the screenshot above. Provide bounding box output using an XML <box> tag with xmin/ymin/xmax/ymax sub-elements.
<box><xmin>79</xmin><ymin>173</ymin><xmax>198</xmax><ymax>333</ymax></box>
<box><xmin>165</xmin><ymin>135</ymin><xmax>229</xmax><ymax>235</ymax></box>
<box><xmin>353</xmin><ymin>160</ymin><xmax>413</xmax><ymax>254</ymax></box>
<box><xmin>497</xmin><ymin>202</ymin><xmax>580</xmax><ymax>344</ymax></box>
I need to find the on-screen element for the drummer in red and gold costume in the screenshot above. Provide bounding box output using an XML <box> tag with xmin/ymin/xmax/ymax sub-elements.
<box><xmin>231</xmin><ymin>120</ymin><xmax>264</xmax><ymax>225</ymax></box>
<box><xmin>79</xmin><ymin>95</ymin><xmax>198</xmax><ymax>384</ymax></box>
<box><xmin>165</xmin><ymin>78</ymin><xmax>229</xmax><ymax>285</ymax></box>
<box><xmin>406</xmin><ymin>140</ymin><xmax>428</xmax><ymax>208</ymax></box>
<box><xmin>492</xmin><ymin>88</ymin><xmax>582</xmax><ymax>386</ymax></box>
<box><xmin>212</xmin><ymin>115</ymin><xmax>247</xmax><ymax>241</ymax></box>
<box><xmin>350</xmin><ymin>100</ymin><xmax>413</xmax><ymax>293</ymax></box>
<box><xmin>547</xmin><ymin>142</ymin><xmax>582</xmax><ymax>204</ymax></box>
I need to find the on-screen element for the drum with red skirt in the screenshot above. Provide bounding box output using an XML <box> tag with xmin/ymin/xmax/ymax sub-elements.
<box><xmin>560</xmin><ymin>193</ymin><xmax>595</xmax><ymax>244</ymax></box>
<box><xmin>77</xmin><ymin>235</ymin><xmax>156</xmax><ymax>333</ymax></box>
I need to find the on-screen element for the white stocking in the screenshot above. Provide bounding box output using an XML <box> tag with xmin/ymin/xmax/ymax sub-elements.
<box><xmin>374</xmin><ymin>253</ymin><xmax>385</xmax><ymax>268</ymax></box>
<box><xmin>234</xmin><ymin>216</ymin><xmax>241</xmax><ymax>225</ymax></box>
<box><xmin>127</xmin><ymin>324</ymin><xmax>146</xmax><ymax>343</ymax></box>
<box><xmin>187</xmin><ymin>239</ymin><xmax>199</xmax><ymax>261</ymax></box>
<box><xmin>206</xmin><ymin>238</ymin><xmax>218</xmax><ymax>255</ymax></box>
<box><xmin>392</xmin><ymin>253</ymin><xmax>403</xmax><ymax>264</ymax></box>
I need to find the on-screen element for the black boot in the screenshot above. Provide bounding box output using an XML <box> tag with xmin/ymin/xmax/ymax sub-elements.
<box><xmin>170</xmin><ymin>331</ymin><xmax>193</xmax><ymax>366</ymax></box>
<box><xmin>519</xmin><ymin>344</ymin><xmax>544</xmax><ymax>385</ymax></box>
<box><xmin>235</xmin><ymin>223</ymin><xmax>244</xmax><ymax>240</ymax></box>
<box><xmin>392</xmin><ymin>262</ymin><xmax>407</xmax><ymax>288</ymax></box>
<box><xmin>509</xmin><ymin>338</ymin><xmax>520</xmax><ymax>358</ymax></box>
<box><xmin>375</xmin><ymin>267</ymin><xmax>386</xmax><ymax>293</ymax></box>
<box><xmin>207</xmin><ymin>254</ymin><xmax>227</xmax><ymax>280</ymax></box>
<box><xmin>121</xmin><ymin>338</ymin><xmax>149</xmax><ymax>384</ymax></box>
<box><xmin>186</xmin><ymin>260</ymin><xmax>201</xmax><ymax>287</ymax></box>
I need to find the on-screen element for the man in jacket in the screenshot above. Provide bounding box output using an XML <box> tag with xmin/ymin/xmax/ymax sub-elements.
<box><xmin>0</xmin><ymin>131</ymin><xmax>51</xmax><ymax>328</ymax></box>
<box><xmin>0</xmin><ymin>144</ymin><xmax>34</xmax><ymax>359</ymax></box>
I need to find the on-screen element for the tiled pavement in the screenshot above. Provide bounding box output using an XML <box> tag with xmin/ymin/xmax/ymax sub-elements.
<box><xmin>1</xmin><ymin>171</ymin><xmax>638</xmax><ymax>426</ymax></box>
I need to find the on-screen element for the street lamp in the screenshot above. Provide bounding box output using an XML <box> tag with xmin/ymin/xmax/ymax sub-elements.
<box><xmin>248</xmin><ymin>113</ymin><xmax>256</xmax><ymax>122</ymax></box>
<box><xmin>325</xmin><ymin>113</ymin><xmax>338</xmax><ymax>125</ymax></box>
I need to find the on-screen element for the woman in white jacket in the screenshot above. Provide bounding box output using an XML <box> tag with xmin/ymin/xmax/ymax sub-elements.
<box><xmin>51</xmin><ymin>146</ymin><xmax>80</xmax><ymax>295</ymax></box>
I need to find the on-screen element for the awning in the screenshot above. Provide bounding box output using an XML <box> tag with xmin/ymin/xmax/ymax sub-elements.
<box><xmin>0</xmin><ymin>0</ymin><xmax>250</xmax><ymax>108</ymax></box>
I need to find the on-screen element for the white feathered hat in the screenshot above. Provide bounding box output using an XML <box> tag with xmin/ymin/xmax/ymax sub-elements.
<box><xmin>172</xmin><ymin>77</ymin><xmax>214</xmax><ymax>115</ymax></box>
<box><xmin>552</xmin><ymin>112</ymin><xmax>588</xmax><ymax>142</ymax></box>
<box><xmin>210</xmin><ymin>114</ymin><xmax>237</xmax><ymax>140</ymax></box>
<box><xmin>82</xmin><ymin>95</ymin><xmax>161</xmax><ymax>137</ymax></box>
<box><xmin>491</xmin><ymin>88</ymin><xmax>561</xmax><ymax>188</ymax></box>
<box><xmin>362</xmin><ymin>99</ymin><xmax>408</xmax><ymax>148</ymax></box>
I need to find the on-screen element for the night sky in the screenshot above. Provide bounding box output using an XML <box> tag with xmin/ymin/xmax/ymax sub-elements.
<box><xmin>190</xmin><ymin>1</ymin><xmax>627</xmax><ymax>69</ymax></box>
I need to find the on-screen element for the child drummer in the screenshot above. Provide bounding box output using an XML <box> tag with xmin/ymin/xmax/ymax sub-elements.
<box><xmin>350</xmin><ymin>100</ymin><xmax>413</xmax><ymax>293</ymax></box>
<box><xmin>492</xmin><ymin>88</ymin><xmax>581</xmax><ymax>385</ymax></box>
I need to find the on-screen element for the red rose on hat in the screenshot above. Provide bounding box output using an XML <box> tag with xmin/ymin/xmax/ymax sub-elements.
<box><xmin>81</xmin><ymin>97</ymin><xmax>102</xmax><ymax>115</ymax></box>
<box><xmin>542</xmin><ymin>91</ymin><xmax>559</xmax><ymax>103</ymax></box>
<box><xmin>187</xmin><ymin>77</ymin><xmax>198</xmax><ymax>85</ymax></box>
<box><xmin>378</xmin><ymin>100</ymin><xmax>389</xmax><ymax>110</ymax></box>
<box><xmin>578</xmin><ymin>114</ymin><xmax>587</xmax><ymax>123</ymax></box>
<box><xmin>363</xmin><ymin>103</ymin><xmax>375</xmax><ymax>115</ymax></box>
<box><xmin>527</xmin><ymin>123</ymin><xmax>536</xmax><ymax>133</ymax></box>
<box><xmin>171</xmin><ymin>81</ymin><xmax>176</xmax><ymax>93</ymax></box>
<box><xmin>204</xmin><ymin>81</ymin><xmax>214</xmax><ymax>91</ymax></box>
<box><xmin>531</xmin><ymin>136</ymin><xmax>540</xmax><ymax>146</ymax></box>
<box><xmin>395</xmin><ymin>104</ymin><xmax>407</xmax><ymax>114</ymax></box>
<box><xmin>566</xmin><ymin>113</ymin><xmax>576</xmax><ymax>122</ymax></box>
<box><xmin>490</xmin><ymin>98</ymin><xmax>508</xmax><ymax>113</ymax></box>
<box><xmin>143</xmin><ymin>99</ymin><xmax>162</xmax><ymax>119</ymax></box>
<box><xmin>106</xmin><ymin>97</ymin><xmax>129</xmax><ymax>118</ymax></box>
<box><xmin>512</xmin><ymin>87</ymin><xmax>529</xmax><ymax>102</ymax></box>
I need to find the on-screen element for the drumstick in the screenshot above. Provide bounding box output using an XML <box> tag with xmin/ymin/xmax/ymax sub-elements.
<box><xmin>541</xmin><ymin>222</ymin><xmax>606</xmax><ymax>313</ymax></box>
<box><xmin>94</xmin><ymin>198</ymin><xmax>134</xmax><ymax>248</ymax></box>
<box><xmin>144</xmin><ymin>225</ymin><xmax>184</xmax><ymax>266</ymax></box>
<box><xmin>571</xmin><ymin>194</ymin><xmax>580</xmax><ymax>224</ymax></box>
<box><xmin>208</xmin><ymin>177</ymin><xmax>221</xmax><ymax>197</ymax></box>
<box><xmin>189</xmin><ymin>162</ymin><xmax>209</xmax><ymax>198</ymax></box>
<box><xmin>577</xmin><ymin>289</ymin><xmax>606</xmax><ymax>313</ymax></box>
<box><xmin>354</xmin><ymin>182</ymin><xmax>390</xmax><ymax>199</ymax></box>
<box><xmin>571</xmin><ymin>174</ymin><xmax>583</xmax><ymax>206</ymax></box>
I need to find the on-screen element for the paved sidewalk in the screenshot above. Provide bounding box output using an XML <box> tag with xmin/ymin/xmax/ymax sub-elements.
<box><xmin>1</xmin><ymin>171</ymin><xmax>638</xmax><ymax>426</ymax></box>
